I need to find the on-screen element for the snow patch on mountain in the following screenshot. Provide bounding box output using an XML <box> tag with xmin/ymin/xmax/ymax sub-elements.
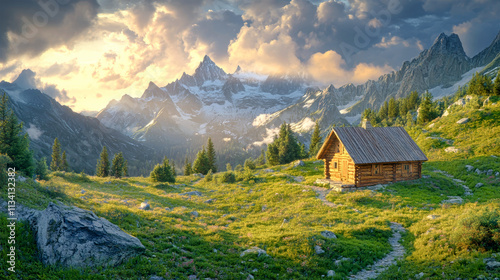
<box><xmin>26</xmin><ymin>123</ymin><xmax>43</xmax><ymax>140</ymax></box>
<box><xmin>291</xmin><ymin>117</ymin><xmax>315</xmax><ymax>132</ymax></box>
<box><xmin>252</xmin><ymin>127</ymin><xmax>280</xmax><ymax>147</ymax></box>
<box><xmin>429</xmin><ymin>66</ymin><xmax>483</xmax><ymax>100</ymax></box>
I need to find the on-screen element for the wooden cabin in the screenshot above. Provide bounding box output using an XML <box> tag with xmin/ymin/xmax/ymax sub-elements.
<box><xmin>316</xmin><ymin>120</ymin><xmax>427</xmax><ymax>187</ymax></box>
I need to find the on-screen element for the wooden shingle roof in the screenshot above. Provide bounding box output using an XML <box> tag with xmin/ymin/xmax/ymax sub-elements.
<box><xmin>317</xmin><ymin>126</ymin><xmax>428</xmax><ymax>164</ymax></box>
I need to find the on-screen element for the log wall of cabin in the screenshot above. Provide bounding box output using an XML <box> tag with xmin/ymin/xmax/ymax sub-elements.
<box><xmin>327</xmin><ymin>141</ymin><xmax>355</xmax><ymax>184</ymax></box>
<box><xmin>355</xmin><ymin>161</ymin><xmax>422</xmax><ymax>187</ymax></box>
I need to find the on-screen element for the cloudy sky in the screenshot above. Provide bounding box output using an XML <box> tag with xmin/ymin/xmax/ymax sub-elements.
<box><xmin>0</xmin><ymin>0</ymin><xmax>499</xmax><ymax>111</ymax></box>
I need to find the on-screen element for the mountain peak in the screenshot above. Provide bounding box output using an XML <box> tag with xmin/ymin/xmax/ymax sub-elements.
<box><xmin>234</xmin><ymin>65</ymin><xmax>242</xmax><ymax>73</ymax></box>
<box><xmin>202</xmin><ymin>55</ymin><xmax>214</xmax><ymax>64</ymax></box>
<box><xmin>429</xmin><ymin>32</ymin><xmax>466</xmax><ymax>57</ymax></box>
<box><xmin>14</xmin><ymin>69</ymin><xmax>37</xmax><ymax>90</ymax></box>
<box><xmin>192</xmin><ymin>55</ymin><xmax>227</xmax><ymax>85</ymax></box>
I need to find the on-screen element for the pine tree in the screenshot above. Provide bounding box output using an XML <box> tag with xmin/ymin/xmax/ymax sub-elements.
<box><xmin>388</xmin><ymin>97</ymin><xmax>398</xmax><ymax>119</ymax></box>
<box><xmin>417</xmin><ymin>91</ymin><xmax>433</xmax><ymax>125</ymax></box>
<box><xmin>35</xmin><ymin>157</ymin><xmax>49</xmax><ymax>180</ymax></box>
<box><xmin>266</xmin><ymin>122</ymin><xmax>302</xmax><ymax>166</ymax></box>
<box><xmin>206</xmin><ymin>138</ymin><xmax>217</xmax><ymax>173</ymax></box>
<box><xmin>50</xmin><ymin>138</ymin><xmax>62</xmax><ymax>171</ymax></box>
<box><xmin>408</xmin><ymin>91</ymin><xmax>419</xmax><ymax>110</ymax></box>
<box><xmin>184</xmin><ymin>157</ymin><xmax>192</xmax><ymax>175</ymax></box>
<box><xmin>256</xmin><ymin>149</ymin><xmax>265</xmax><ymax>166</ymax></box>
<box><xmin>494</xmin><ymin>70</ymin><xmax>500</xmax><ymax>96</ymax></box>
<box><xmin>0</xmin><ymin>154</ymin><xmax>12</xmax><ymax>183</ymax></box>
<box><xmin>123</xmin><ymin>160</ymin><xmax>129</xmax><ymax>177</ymax></box>
<box><xmin>226</xmin><ymin>163</ymin><xmax>232</xmax><ymax>171</ymax></box>
<box><xmin>61</xmin><ymin>151</ymin><xmax>69</xmax><ymax>171</ymax></box>
<box><xmin>171</xmin><ymin>161</ymin><xmax>176</xmax><ymax>176</ymax></box>
<box><xmin>405</xmin><ymin>111</ymin><xmax>414</xmax><ymax>126</ymax></box>
<box><xmin>266</xmin><ymin>140</ymin><xmax>280</xmax><ymax>166</ymax></box>
<box><xmin>193</xmin><ymin>147</ymin><xmax>210</xmax><ymax>175</ymax></box>
<box><xmin>0</xmin><ymin>93</ymin><xmax>33</xmax><ymax>176</ymax></box>
<box><xmin>110</xmin><ymin>152</ymin><xmax>125</xmax><ymax>178</ymax></box>
<box><xmin>150</xmin><ymin>157</ymin><xmax>175</xmax><ymax>183</ymax></box>
<box><xmin>95</xmin><ymin>146</ymin><xmax>110</xmax><ymax>177</ymax></box>
<box><xmin>308</xmin><ymin>121</ymin><xmax>322</xmax><ymax>157</ymax></box>
<box><xmin>378</xmin><ymin>101</ymin><xmax>388</xmax><ymax>119</ymax></box>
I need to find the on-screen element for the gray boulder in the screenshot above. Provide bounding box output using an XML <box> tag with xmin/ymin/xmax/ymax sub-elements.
<box><xmin>29</xmin><ymin>202</ymin><xmax>145</xmax><ymax>268</ymax></box>
<box><xmin>293</xmin><ymin>160</ymin><xmax>305</xmax><ymax>167</ymax></box>
<box><xmin>139</xmin><ymin>202</ymin><xmax>150</xmax><ymax>210</ymax></box>
<box><xmin>465</xmin><ymin>165</ymin><xmax>474</xmax><ymax>172</ymax></box>
<box><xmin>456</xmin><ymin>118</ymin><xmax>470</xmax><ymax>124</ymax></box>
<box><xmin>475</xmin><ymin>183</ymin><xmax>484</xmax><ymax>188</ymax></box>
<box><xmin>314</xmin><ymin>245</ymin><xmax>325</xmax><ymax>254</ymax></box>
<box><xmin>321</xmin><ymin>230</ymin><xmax>337</xmax><ymax>239</ymax></box>
<box><xmin>240</xmin><ymin>247</ymin><xmax>268</xmax><ymax>257</ymax></box>
<box><xmin>181</xmin><ymin>191</ymin><xmax>203</xmax><ymax>197</ymax></box>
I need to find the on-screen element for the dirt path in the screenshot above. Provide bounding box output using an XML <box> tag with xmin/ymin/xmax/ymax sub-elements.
<box><xmin>433</xmin><ymin>169</ymin><xmax>472</xmax><ymax>196</ymax></box>
<box><xmin>303</xmin><ymin>185</ymin><xmax>338</xmax><ymax>207</ymax></box>
<box><xmin>348</xmin><ymin>222</ymin><xmax>406</xmax><ymax>279</ymax></box>
<box><xmin>303</xmin><ymin>185</ymin><xmax>407</xmax><ymax>279</ymax></box>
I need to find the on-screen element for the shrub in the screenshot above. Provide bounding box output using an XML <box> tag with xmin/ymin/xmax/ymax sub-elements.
<box><xmin>220</xmin><ymin>171</ymin><xmax>236</xmax><ymax>183</ymax></box>
<box><xmin>451</xmin><ymin>206</ymin><xmax>500</xmax><ymax>252</ymax></box>
<box><xmin>204</xmin><ymin>169</ymin><xmax>213</xmax><ymax>182</ymax></box>
<box><xmin>244</xmin><ymin>158</ymin><xmax>256</xmax><ymax>170</ymax></box>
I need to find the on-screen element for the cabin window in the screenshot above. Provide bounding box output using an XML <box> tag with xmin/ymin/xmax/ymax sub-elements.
<box><xmin>403</xmin><ymin>164</ymin><xmax>411</xmax><ymax>172</ymax></box>
<box><xmin>333</xmin><ymin>161</ymin><xmax>338</xmax><ymax>169</ymax></box>
<box><xmin>335</xmin><ymin>142</ymin><xmax>340</xmax><ymax>153</ymax></box>
<box><xmin>372</xmin><ymin>164</ymin><xmax>380</xmax><ymax>175</ymax></box>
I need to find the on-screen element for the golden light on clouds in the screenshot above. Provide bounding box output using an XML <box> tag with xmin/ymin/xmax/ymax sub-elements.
<box><xmin>2</xmin><ymin>0</ymin><xmax>493</xmax><ymax>112</ymax></box>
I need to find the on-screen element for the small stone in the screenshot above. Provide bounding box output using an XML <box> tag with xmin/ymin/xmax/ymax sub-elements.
<box><xmin>80</xmin><ymin>189</ymin><xmax>86</xmax><ymax>194</ymax></box>
<box><xmin>415</xmin><ymin>272</ymin><xmax>424</xmax><ymax>279</ymax></box>
<box><xmin>261</xmin><ymin>205</ymin><xmax>267</xmax><ymax>211</ymax></box>
<box><xmin>263</xmin><ymin>169</ymin><xmax>274</xmax><ymax>173</ymax></box>
<box><xmin>246</xmin><ymin>275</ymin><xmax>255</xmax><ymax>280</ymax></box>
<box><xmin>456</xmin><ymin>118</ymin><xmax>470</xmax><ymax>124</ymax></box>
<box><xmin>181</xmin><ymin>191</ymin><xmax>203</xmax><ymax>197</ymax></box>
<box><xmin>293</xmin><ymin>176</ymin><xmax>305</xmax><ymax>182</ymax></box>
<box><xmin>240</xmin><ymin>247</ymin><xmax>268</xmax><ymax>257</ymax></box>
<box><xmin>426</xmin><ymin>215</ymin><xmax>439</xmax><ymax>220</ymax></box>
<box><xmin>444</xmin><ymin>147</ymin><xmax>459</xmax><ymax>153</ymax></box>
<box><xmin>165</xmin><ymin>207</ymin><xmax>171</xmax><ymax>211</ymax></box>
<box><xmin>465</xmin><ymin>165</ymin><xmax>474</xmax><ymax>172</ymax></box>
<box><xmin>191</xmin><ymin>211</ymin><xmax>199</xmax><ymax>217</ymax></box>
<box><xmin>204</xmin><ymin>199</ymin><xmax>215</xmax><ymax>204</ymax></box>
<box><xmin>149</xmin><ymin>276</ymin><xmax>164</xmax><ymax>280</ymax></box>
<box><xmin>327</xmin><ymin>270</ymin><xmax>335</xmax><ymax>277</ymax></box>
<box><xmin>475</xmin><ymin>183</ymin><xmax>484</xmax><ymax>188</ymax></box>
<box><xmin>487</xmin><ymin>169</ymin><xmax>493</xmax><ymax>176</ymax></box>
<box><xmin>484</xmin><ymin>258</ymin><xmax>500</xmax><ymax>270</ymax></box>
<box><xmin>293</xmin><ymin>160</ymin><xmax>305</xmax><ymax>167</ymax></box>
<box><xmin>314</xmin><ymin>245</ymin><xmax>325</xmax><ymax>255</ymax></box>
<box><xmin>321</xmin><ymin>230</ymin><xmax>337</xmax><ymax>239</ymax></box>
<box><xmin>441</xmin><ymin>196</ymin><xmax>463</xmax><ymax>204</ymax></box>
<box><xmin>139</xmin><ymin>202</ymin><xmax>151</xmax><ymax>210</ymax></box>
<box><xmin>188</xmin><ymin>275</ymin><xmax>197</xmax><ymax>280</ymax></box>
<box><xmin>475</xmin><ymin>168</ymin><xmax>482</xmax><ymax>175</ymax></box>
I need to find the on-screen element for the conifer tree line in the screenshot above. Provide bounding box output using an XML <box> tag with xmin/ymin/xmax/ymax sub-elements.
<box><xmin>0</xmin><ymin>92</ymin><xmax>34</xmax><ymax>177</ymax></box>
<box><xmin>50</xmin><ymin>138</ymin><xmax>69</xmax><ymax>172</ymax></box>
<box><xmin>362</xmin><ymin>69</ymin><xmax>500</xmax><ymax>127</ymax></box>
<box><xmin>96</xmin><ymin>146</ymin><xmax>128</xmax><ymax>178</ymax></box>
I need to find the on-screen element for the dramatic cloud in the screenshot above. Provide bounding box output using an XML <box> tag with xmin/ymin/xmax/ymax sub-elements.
<box><xmin>0</xmin><ymin>0</ymin><xmax>99</xmax><ymax>62</ymax></box>
<box><xmin>13</xmin><ymin>69</ymin><xmax>76</xmax><ymax>103</ymax></box>
<box><xmin>2</xmin><ymin>0</ymin><xmax>499</xmax><ymax>111</ymax></box>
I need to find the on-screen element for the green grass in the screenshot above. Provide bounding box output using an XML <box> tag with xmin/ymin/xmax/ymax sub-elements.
<box><xmin>1</xmin><ymin>102</ymin><xmax>499</xmax><ymax>279</ymax></box>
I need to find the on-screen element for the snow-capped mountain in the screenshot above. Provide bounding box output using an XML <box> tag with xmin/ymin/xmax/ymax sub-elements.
<box><xmin>97</xmin><ymin>55</ymin><xmax>319</xmax><ymax>151</ymax></box>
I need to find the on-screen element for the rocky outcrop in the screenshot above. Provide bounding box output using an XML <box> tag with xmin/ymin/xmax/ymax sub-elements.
<box><xmin>29</xmin><ymin>202</ymin><xmax>145</xmax><ymax>268</ymax></box>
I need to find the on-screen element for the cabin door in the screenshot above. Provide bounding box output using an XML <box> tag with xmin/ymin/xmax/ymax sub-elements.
<box><xmin>342</xmin><ymin>160</ymin><xmax>348</xmax><ymax>182</ymax></box>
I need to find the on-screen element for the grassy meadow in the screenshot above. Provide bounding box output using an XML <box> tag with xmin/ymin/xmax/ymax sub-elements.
<box><xmin>1</xmin><ymin>100</ymin><xmax>499</xmax><ymax>280</ymax></box>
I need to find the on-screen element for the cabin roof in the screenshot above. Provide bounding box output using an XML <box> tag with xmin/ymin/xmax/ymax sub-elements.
<box><xmin>316</xmin><ymin>126</ymin><xmax>428</xmax><ymax>164</ymax></box>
